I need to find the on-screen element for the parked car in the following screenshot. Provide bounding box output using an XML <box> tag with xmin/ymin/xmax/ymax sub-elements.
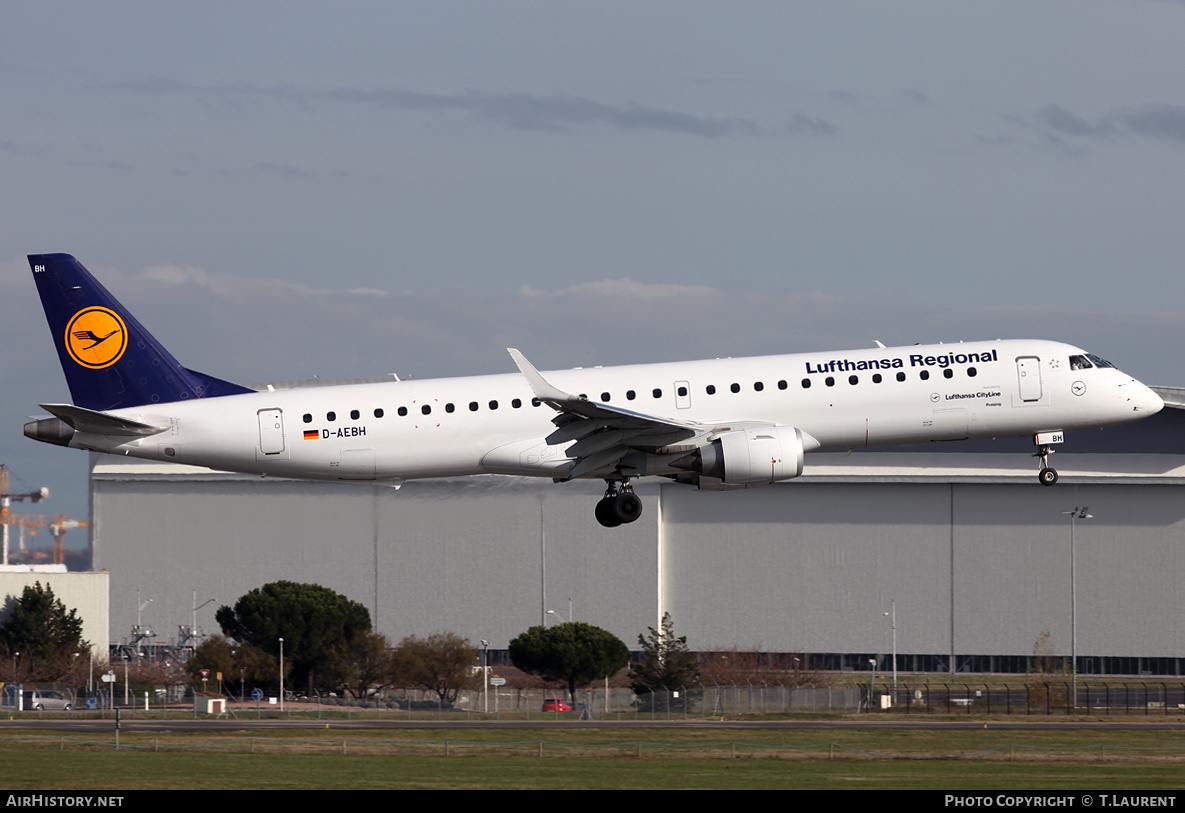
<box><xmin>22</xmin><ymin>690</ymin><xmax>72</xmax><ymax>711</ymax></box>
<box><xmin>541</xmin><ymin>697</ymin><xmax>572</xmax><ymax>712</ymax></box>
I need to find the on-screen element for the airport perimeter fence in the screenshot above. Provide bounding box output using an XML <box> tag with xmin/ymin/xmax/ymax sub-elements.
<box><xmin>869</xmin><ymin>681</ymin><xmax>1185</xmax><ymax>715</ymax></box>
<box><xmin>12</xmin><ymin>681</ymin><xmax>1185</xmax><ymax>719</ymax></box>
<box><xmin>6</xmin><ymin>684</ymin><xmax>865</xmax><ymax>720</ymax></box>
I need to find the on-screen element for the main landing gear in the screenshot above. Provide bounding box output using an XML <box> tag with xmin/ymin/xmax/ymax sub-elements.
<box><xmin>595</xmin><ymin>479</ymin><xmax>643</xmax><ymax>528</ymax></box>
<box><xmin>1035</xmin><ymin>444</ymin><xmax>1058</xmax><ymax>486</ymax></box>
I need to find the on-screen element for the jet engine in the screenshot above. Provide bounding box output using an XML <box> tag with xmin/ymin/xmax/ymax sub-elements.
<box><xmin>673</xmin><ymin>426</ymin><xmax>806</xmax><ymax>487</ymax></box>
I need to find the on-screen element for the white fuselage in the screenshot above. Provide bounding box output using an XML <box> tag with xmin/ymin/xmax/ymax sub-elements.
<box><xmin>76</xmin><ymin>339</ymin><xmax>1162</xmax><ymax>484</ymax></box>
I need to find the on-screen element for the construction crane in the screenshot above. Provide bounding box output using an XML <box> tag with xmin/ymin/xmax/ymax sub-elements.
<box><xmin>50</xmin><ymin>515</ymin><xmax>88</xmax><ymax>566</ymax></box>
<box><xmin>0</xmin><ymin>464</ymin><xmax>49</xmax><ymax>565</ymax></box>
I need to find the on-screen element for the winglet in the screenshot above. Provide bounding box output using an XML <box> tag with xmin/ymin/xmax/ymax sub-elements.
<box><xmin>507</xmin><ymin>348</ymin><xmax>576</xmax><ymax>404</ymax></box>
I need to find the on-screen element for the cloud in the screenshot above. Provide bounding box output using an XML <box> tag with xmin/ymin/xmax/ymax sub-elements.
<box><xmin>1036</xmin><ymin>104</ymin><xmax>1114</xmax><ymax>138</ymax></box>
<box><xmin>1036</xmin><ymin>102</ymin><xmax>1185</xmax><ymax>144</ymax></box>
<box><xmin>786</xmin><ymin>112</ymin><xmax>838</xmax><ymax>137</ymax></box>
<box><xmin>333</xmin><ymin>88</ymin><xmax>757</xmax><ymax>137</ymax></box>
<box><xmin>1119</xmin><ymin>104</ymin><xmax>1185</xmax><ymax>143</ymax></box>
<box><xmin>519</xmin><ymin>278</ymin><xmax>717</xmax><ymax>301</ymax></box>
<box><xmin>117</xmin><ymin>79</ymin><xmax>761</xmax><ymax>138</ymax></box>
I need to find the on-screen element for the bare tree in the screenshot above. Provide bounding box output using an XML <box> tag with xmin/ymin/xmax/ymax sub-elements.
<box><xmin>699</xmin><ymin>648</ymin><xmax>832</xmax><ymax>687</ymax></box>
<box><xmin>391</xmin><ymin>632</ymin><xmax>479</xmax><ymax>704</ymax></box>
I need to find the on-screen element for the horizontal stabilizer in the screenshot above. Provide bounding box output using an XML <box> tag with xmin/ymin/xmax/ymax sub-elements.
<box><xmin>39</xmin><ymin>403</ymin><xmax>168</xmax><ymax>437</ymax></box>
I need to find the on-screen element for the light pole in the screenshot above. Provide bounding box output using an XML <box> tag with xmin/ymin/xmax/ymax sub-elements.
<box><xmin>883</xmin><ymin>599</ymin><xmax>897</xmax><ymax>698</ymax></box>
<box><xmin>868</xmin><ymin>658</ymin><xmax>878</xmax><ymax>711</ymax></box>
<box><xmin>279</xmin><ymin>637</ymin><xmax>285</xmax><ymax>712</ymax></box>
<box><xmin>192</xmin><ymin>590</ymin><xmax>216</xmax><ymax>646</ymax></box>
<box><xmin>481</xmin><ymin>639</ymin><xmax>490</xmax><ymax>714</ymax></box>
<box><xmin>1063</xmin><ymin>506</ymin><xmax>1091</xmax><ymax>708</ymax></box>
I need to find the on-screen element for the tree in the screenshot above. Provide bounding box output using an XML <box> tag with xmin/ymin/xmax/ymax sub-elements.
<box><xmin>390</xmin><ymin>632</ymin><xmax>478</xmax><ymax>703</ymax></box>
<box><xmin>508</xmin><ymin>622</ymin><xmax>629</xmax><ymax>702</ymax></box>
<box><xmin>215</xmin><ymin>581</ymin><xmax>371</xmax><ymax>692</ymax></box>
<box><xmin>340</xmin><ymin>631</ymin><xmax>395</xmax><ymax>700</ymax></box>
<box><xmin>0</xmin><ymin>581</ymin><xmax>89</xmax><ymax>680</ymax></box>
<box><xmin>185</xmin><ymin>635</ymin><xmax>285</xmax><ymax>696</ymax></box>
<box><xmin>629</xmin><ymin>612</ymin><xmax>700</xmax><ymax>694</ymax></box>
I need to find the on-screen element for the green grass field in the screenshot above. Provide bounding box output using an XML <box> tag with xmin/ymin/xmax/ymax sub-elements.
<box><xmin>2</xmin><ymin>725</ymin><xmax>1185</xmax><ymax>790</ymax></box>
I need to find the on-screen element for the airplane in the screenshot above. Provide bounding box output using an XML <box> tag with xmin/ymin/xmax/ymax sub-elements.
<box><xmin>23</xmin><ymin>254</ymin><xmax>1165</xmax><ymax>528</ymax></box>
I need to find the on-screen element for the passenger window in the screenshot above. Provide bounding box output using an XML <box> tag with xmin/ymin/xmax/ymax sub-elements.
<box><xmin>872</xmin><ymin>374</ymin><xmax>882</xmax><ymax>383</ymax></box>
<box><xmin>350</xmin><ymin>410</ymin><xmax>360</xmax><ymax>420</ymax></box>
<box><xmin>445</xmin><ymin>403</ymin><xmax>455</xmax><ymax>413</ymax></box>
<box><xmin>825</xmin><ymin>377</ymin><xmax>835</xmax><ymax>387</ymax></box>
<box><xmin>303</xmin><ymin>413</ymin><xmax>312</xmax><ymax>423</ymax></box>
<box><xmin>532</xmin><ymin>397</ymin><xmax>542</xmax><ymax>407</ymax></box>
<box><xmin>626</xmin><ymin>390</ymin><xmax>636</xmax><ymax>401</ymax></box>
<box><xmin>327</xmin><ymin>412</ymin><xmax>336</xmax><ymax>422</ymax></box>
<box><xmin>512</xmin><ymin>398</ymin><xmax>522</xmax><ymax>408</ymax></box>
<box><xmin>968</xmin><ymin>368</ymin><xmax>977</xmax><ymax>378</ymax></box>
<box><xmin>919</xmin><ymin>370</ymin><xmax>930</xmax><ymax>381</ymax></box>
<box><xmin>706</xmin><ymin>384</ymin><xmax>716</xmax><ymax>395</ymax></box>
<box><xmin>601</xmin><ymin>392</ymin><xmax>611</xmax><ymax>401</ymax></box>
<box><xmin>778</xmin><ymin>380</ymin><xmax>787</xmax><ymax>390</ymax></box>
<box><xmin>421</xmin><ymin>404</ymin><xmax>431</xmax><ymax>415</ymax></box>
<box><xmin>489</xmin><ymin>400</ymin><xmax>499</xmax><ymax>410</ymax></box>
<box><xmin>652</xmin><ymin>389</ymin><xmax>662</xmax><ymax>399</ymax></box>
<box><xmin>848</xmin><ymin>375</ymin><xmax>858</xmax><ymax>385</ymax></box>
<box><xmin>730</xmin><ymin>383</ymin><xmax>740</xmax><ymax>393</ymax></box>
<box><xmin>801</xmin><ymin>379</ymin><xmax>811</xmax><ymax>389</ymax></box>
<box><xmin>896</xmin><ymin>372</ymin><xmax>906</xmax><ymax>382</ymax></box>
<box><xmin>374</xmin><ymin>408</ymin><xmax>384</xmax><ymax>418</ymax></box>
<box><xmin>469</xmin><ymin>401</ymin><xmax>479</xmax><ymax>411</ymax></box>
<box><xmin>677</xmin><ymin>386</ymin><xmax>688</xmax><ymax>397</ymax></box>
<box><xmin>943</xmin><ymin>369</ymin><xmax>953</xmax><ymax>379</ymax></box>
<box><xmin>398</xmin><ymin>406</ymin><xmax>408</xmax><ymax>416</ymax></box>
<box><xmin>754</xmin><ymin>382</ymin><xmax>764</xmax><ymax>392</ymax></box>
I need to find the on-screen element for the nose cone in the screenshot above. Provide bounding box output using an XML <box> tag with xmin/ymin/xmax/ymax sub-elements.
<box><xmin>1130</xmin><ymin>382</ymin><xmax>1164</xmax><ymax>417</ymax></box>
<box><xmin>1141</xmin><ymin>385</ymin><xmax>1165</xmax><ymax>416</ymax></box>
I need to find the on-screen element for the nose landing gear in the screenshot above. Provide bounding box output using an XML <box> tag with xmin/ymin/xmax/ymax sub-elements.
<box><xmin>594</xmin><ymin>479</ymin><xmax>642</xmax><ymax>527</ymax></box>
<box><xmin>1035</xmin><ymin>444</ymin><xmax>1058</xmax><ymax>486</ymax></box>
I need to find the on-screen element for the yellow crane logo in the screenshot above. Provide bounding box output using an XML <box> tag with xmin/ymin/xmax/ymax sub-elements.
<box><xmin>64</xmin><ymin>307</ymin><xmax>127</xmax><ymax>369</ymax></box>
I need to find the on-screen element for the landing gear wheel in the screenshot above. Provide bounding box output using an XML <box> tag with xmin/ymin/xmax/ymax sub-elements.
<box><xmin>594</xmin><ymin>479</ymin><xmax>643</xmax><ymax>527</ymax></box>
<box><xmin>595</xmin><ymin>497</ymin><xmax>623</xmax><ymax>528</ymax></box>
<box><xmin>612</xmin><ymin>491</ymin><xmax>643</xmax><ymax>524</ymax></box>
<box><xmin>1033</xmin><ymin>443</ymin><xmax>1058</xmax><ymax>487</ymax></box>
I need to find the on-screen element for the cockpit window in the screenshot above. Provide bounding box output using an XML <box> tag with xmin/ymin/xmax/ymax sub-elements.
<box><xmin>1069</xmin><ymin>355</ymin><xmax>1092</xmax><ymax>370</ymax></box>
<box><xmin>1086</xmin><ymin>354</ymin><xmax>1115</xmax><ymax>369</ymax></box>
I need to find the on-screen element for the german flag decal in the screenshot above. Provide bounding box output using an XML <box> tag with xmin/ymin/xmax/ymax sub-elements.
<box><xmin>303</xmin><ymin>430</ymin><xmax>319</xmax><ymax>440</ymax></box>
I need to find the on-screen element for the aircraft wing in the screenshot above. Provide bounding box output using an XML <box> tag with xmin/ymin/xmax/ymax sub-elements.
<box><xmin>508</xmin><ymin>349</ymin><xmax>711</xmax><ymax>479</ymax></box>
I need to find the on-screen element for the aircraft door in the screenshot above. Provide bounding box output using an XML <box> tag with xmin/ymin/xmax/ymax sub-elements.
<box><xmin>674</xmin><ymin>381</ymin><xmax>692</xmax><ymax>409</ymax></box>
<box><xmin>1015</xmin><ymin>356</ymin><xmax>1043</xmax><ymax>402</ymax></box>
<box><xmin>257</xmin><ymin>408</ymin><xmax>285</xmax><ymax>455</ymax></box>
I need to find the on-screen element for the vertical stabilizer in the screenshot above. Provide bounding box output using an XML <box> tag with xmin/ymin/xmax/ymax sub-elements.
<box><xmin>28</xmin><ymin>254</ymin><xmax>253</xmax><ymax>411</ymax></box>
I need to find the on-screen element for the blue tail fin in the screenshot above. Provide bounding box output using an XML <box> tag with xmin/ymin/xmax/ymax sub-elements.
<box><xmin>29</xmin><ymin>254</ymin><xmax>254</xmax><ymax>411</ymax></box>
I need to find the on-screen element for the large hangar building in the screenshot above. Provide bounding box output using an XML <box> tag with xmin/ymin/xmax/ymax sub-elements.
<box><xmin>90</xmin><ymin>398</ymin><xmax>1185</xmax><ymax>674</ymax></box>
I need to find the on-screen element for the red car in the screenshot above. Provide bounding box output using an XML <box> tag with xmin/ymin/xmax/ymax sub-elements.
<box><xmin>542</xmin><ymin>697</ymin><xmax>572</xmax><ymax>712</ymax></box>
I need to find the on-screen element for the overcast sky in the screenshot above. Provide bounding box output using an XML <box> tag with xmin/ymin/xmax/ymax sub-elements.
<box><xmin>3</xmin><ymin>1</ymin><xmax>1185</xmax><ymax>541</ymax></box>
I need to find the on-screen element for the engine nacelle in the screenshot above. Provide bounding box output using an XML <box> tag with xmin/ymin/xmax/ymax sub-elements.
<box><xmin>692</xmin><ymin>426</ymin><xmax>806</xmax><ymax>486</ymax></box>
